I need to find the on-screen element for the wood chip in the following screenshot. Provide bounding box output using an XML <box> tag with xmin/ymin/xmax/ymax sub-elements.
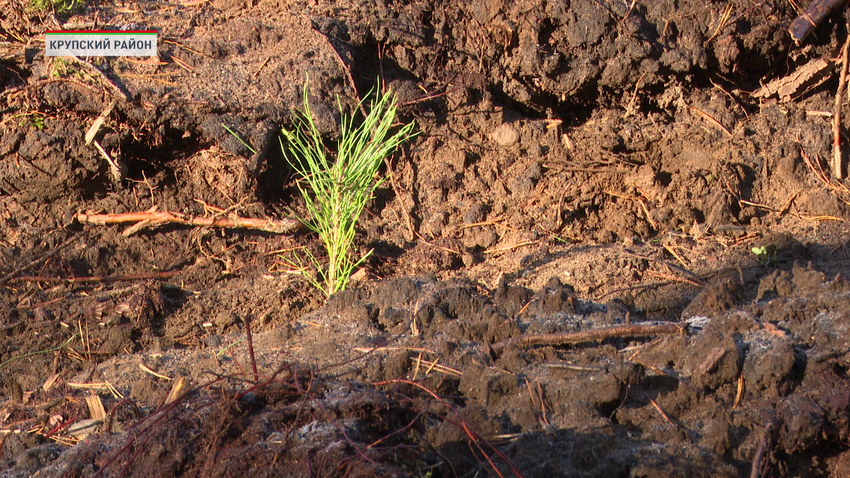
<box><xmin>85</xmin><ymin>100</ymin><xmax>116</xmax><ymax>145</ymax></box>
<box><xmin>85</xmin><ymin>394</ymin><xmax>106</xmax><ymax>420</ymax></box>
<box><xmin>164</xmin><ymin>376</ymin><xmax>192</xmax><ymax>405</ymax></box>
<box><xmin>697</xmin><ymin>347</ymin><xmax>727</xmax><ymax>374</ymax></box>
<box><xmin>753</xmin><ymin>57</ymin><xmax>835</xmax><ymax>102</ymax></box>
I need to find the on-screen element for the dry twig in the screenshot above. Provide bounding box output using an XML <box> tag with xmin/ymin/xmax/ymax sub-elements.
<box><xmin>800</xmin><ymin>147</ymin><xmax>850</xmax><ymax>206</ymax></box>
<box><xmin>383</xmin><ymin>156</ymin><xmax>415</xmax><ymax>241</ymax></box>
<box><xmin>75</xmin><ymin>210</ymin><xmax>301</xmax><ymax>235</ymax></box>
<box><xmin>648</xmin><ymin>396</ymin><xmax>677</xmax><ymax>428</ymax></box>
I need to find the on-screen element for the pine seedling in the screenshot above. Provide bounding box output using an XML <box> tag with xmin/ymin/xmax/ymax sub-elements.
<box><xmin>280</xmin><ymin>83</ymin><xmax>415</xmax><ymax>297</ymax></box>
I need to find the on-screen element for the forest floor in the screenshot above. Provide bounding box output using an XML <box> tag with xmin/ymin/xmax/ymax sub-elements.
<box><xmin>2</xmin><ymin>0</ymin><xmax>850</xmax><ymax>476</ymax></box>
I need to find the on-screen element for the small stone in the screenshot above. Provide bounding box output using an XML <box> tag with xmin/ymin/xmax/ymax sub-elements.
<box><xmin>490</xmin><ymin>123</ymin><xmax>520</xmax><ymax>147</ymax></box>
<box><xmin>462</xmin><ymin>252</ymin><xmax>476</xmax><ymax>267</ymax></box>
<box><xmin>215</xmin><ymin>311</ymin><xmax>240</xmax><ymax>329</ymax></box>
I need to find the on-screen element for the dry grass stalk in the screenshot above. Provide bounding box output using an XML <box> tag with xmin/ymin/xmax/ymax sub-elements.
<box><xmin>411</xmin><ymin>352</ymin><xmax>423</xmax><ymax>379</ymax></box>
<box><xmin>663</xmin><ymin>244</ymin><xmax>689</xmax><ymax>269</ymax></box>
<box><xmin>162</xmin><ymin>39</ymin><xmax>206</xmax><ymax>56</ymax></box>
<box><xmin>12</xmin><ymin>271</ymin><xmax>178</xmax><ymax>284</ymax></box>
<box><xmin>459</xmin><ymin>220</ymin><xmax>518</xmax><ymax>232</ymax></box>
<box><xmin>833</xmin><ymin>35</ymin><xmax>850</xmax><ymax>179</ymax></box>
<box><xmin>705</xmin><ymin>3</ymin><xmax>734</xmax><ymax>44</ymax></box>
<box><xmin>624</xmin><ymin>72</ymin><xmax>647</xmax><ymax>117</ymax></box>
<box><xmin>603</xmin><ymin>190</ymin><xmax>658</xmax><ymax>228</ymax></box>
<box><xmin>421</xmin><ymin>358</ymin><xmax>461</xmax><ymax>377</ymax></box>
<box><xmin>484</xmin><ymin>240</ymin><xmax>537</xmax><ymax>255</ymax></box>
<box><xmin>122</xmin><ymin>73</ymin><xmax>179</xmax><ymax>86</ymax></box>
<box><xmin>382</xmin><ymin>156</ymin><xmax>415</xmax><ymax>241</ymax></box>
<box><xmin>517</xmin><ymin>298</ymin><xmax>535</xmax><ymax>316</ymax></box>
<box><xmin>67</xmin><ymin>55</ymin><xmax>131</xmax><ymax>101</ymax></box>
<box><xmin>645</xmin><ymin>270</ymin><xmax>704</xmax><ymax>287</ymax></box>
<box><xmin>630</xmin><ymin>357</ymin><xmax>676</xmax><ymax>378</ymax></box>
<box><xmin>92</xmin><ymin>140</ymin><xmax>125</xmax><ymax>182</ymax></box>
<box><xmin>542</xmin><ymin>362</ymin><xmax>606</xmax><ymax>372</ymax></box>
<box><xmin>800</xmin><ymin>147</ymin><xmax>850</xmax><ymax>207</ymax></box>
<box><xmin>352</xmin><ymin>346</ymin><xmax>437</xmax><ymax>354</ymax></box>
<box><xmin>170</xmin><ymin>55</ymin><xmax>195</xmax><ymax>73</ymax></box>
<box><xmin>637</xmin><ymin>197</ymin><xmax>658</xmax><ymax>230</ymax></box>
<box><xmin>415</xmin><ymin>232</ymin><xmax>462</xmax><ymax>255</ymax></box>
<box><xmin>139</xmin><ymin>363</ymin><xmax>172</xmax><ymax>380</ymax></box>
<box><xmin>67</xmin><ymin>382</ymin><xmax>123</xmax><ymax>399</ymax></box>
<box><xmin>689</xmin><ymin>105</ymin><xmax>733</xmax><ymax>136</ymax></box>
<box><xmin>411</xmin><ymin>353</ymin><xmax>459</xmax><ymax>380</ymax></box>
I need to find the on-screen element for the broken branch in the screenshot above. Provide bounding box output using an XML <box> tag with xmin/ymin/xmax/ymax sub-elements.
<box><xmin>490</xmin><ymin>323</ymin><xmax>687</xmax><ymax>354</ymax></box>
<box><xmin>788</xmin><ymin>0</ymin><xmax>846</xmax><ymax>44</ymax></box>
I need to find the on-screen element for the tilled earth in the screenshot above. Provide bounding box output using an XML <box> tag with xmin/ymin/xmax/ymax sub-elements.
<box><xmin>2</xmin><ymin>0</ymin><xmax>850</xmax><ymax>476</ymax></box>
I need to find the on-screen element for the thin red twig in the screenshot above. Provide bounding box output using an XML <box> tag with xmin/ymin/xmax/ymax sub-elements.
<box><xmin>374</xmin><ymin>379</ymin><xmax>525</xmax><ymax>478</ymax></box>
<box><xmin>245</xmin><ymin>316</ymin><xmax>259</xmax><ymax>383</ymax></box>
<box><xmin>0</xmin><ymin>233</ymin><xmax>79</xmax><ymax>286</ymax></box>
<box><xmin>750</xmin><ymin>420</ymin><xmax>777</xmax><ymax>478</ymax></box>
<box><xmin>44</xmin><ymin>417</ymin><xmax>77</xmax><ymax>438</ymax></box>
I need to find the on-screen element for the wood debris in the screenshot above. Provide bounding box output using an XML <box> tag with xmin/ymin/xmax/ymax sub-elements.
<box><xmin>753</xmin><ymin>56</ymin><xmax>835</xmax><ymax>102</ymax></box>
<box><xmin>75</xmin><ymin>209</ymin><xmax>302</xmax><ymax>235</ymax></box>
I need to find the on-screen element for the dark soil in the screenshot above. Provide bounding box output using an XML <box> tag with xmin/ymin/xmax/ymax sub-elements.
<box><xmin>2</xmin><ymin>0</ymin><xmax>850</xmax><ymax>476</ymax></box>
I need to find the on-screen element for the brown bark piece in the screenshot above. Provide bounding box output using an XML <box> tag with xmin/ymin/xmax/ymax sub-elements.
<box><xmin>753</xmin><ymin>57</ymin><xmax>835</xmax><ymax>102</ymax></box>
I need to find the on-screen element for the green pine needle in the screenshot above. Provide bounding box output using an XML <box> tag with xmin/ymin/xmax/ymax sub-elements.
<box><xmin>280</xmin><ymin>83</ymin><xmax>416</xmax><ymax>297</ymax></box>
